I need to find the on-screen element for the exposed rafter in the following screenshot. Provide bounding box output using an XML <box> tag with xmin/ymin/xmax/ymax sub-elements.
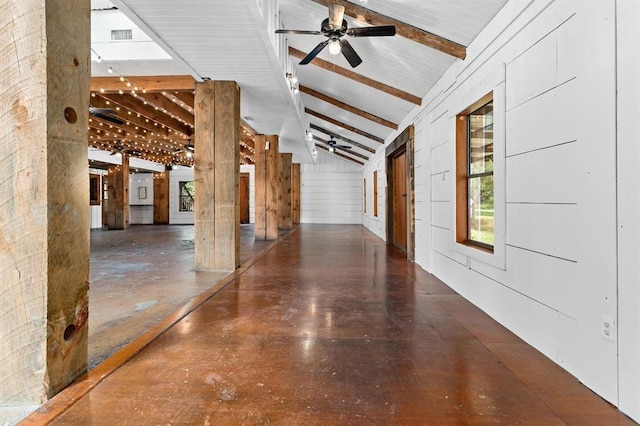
<box><xmin>300</xmin><ymin>85</ymin><xmax>398</xmax><ymax>130</ymax></box>
<box><xmin>91</xmin><ymin>75</ymin><xmax>196</xmax><ymax>93</ymax></box>
<box><xmin>313</xmin><ymin>135</ymin><xmax>369</xmax><ymax>161</ymax></box>
<box><xmin>306</xmin><ymin>108</ymin><xmax>384</xmax><ymax>143</ymax></box>
<box><xmin>309</xmin><ymin>0</ymin><xmax>466</xmax><ymax>59</ymax></box>
<box><xmin>310</xmin><ymin>123</ymin><xmax>376</xmax><ymax>154</ymax></box>
<box><xmin>315</xmin><ymin>144</ymin><xmax>364</xmax><ymax>166</ymax></box>
<box><xmin>289</xmin><ymin>47</ymin><xmax>421</xmax><ymax>105</ymax></box>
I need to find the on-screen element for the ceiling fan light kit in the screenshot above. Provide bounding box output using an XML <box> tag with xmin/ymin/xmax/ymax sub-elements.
<box><xmin>275</xmin><ymin>3</ymin><xmax>396</xmax><ymax>68</ymax></box>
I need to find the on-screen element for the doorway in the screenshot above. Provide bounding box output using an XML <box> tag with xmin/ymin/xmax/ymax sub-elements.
<box><xmin>391</xmin><ymin>149</ymin><xmax>407</xmax><ymax>251</ymax></box>
<box><xmin>386</xmin><ymin>125</ymin><xmax>415</xmax><ymax>260</ymax></box>
<box><xmin>240</xmin><ymin>173</ymin><xmax>250</xmax><ymax>224</ymax></box>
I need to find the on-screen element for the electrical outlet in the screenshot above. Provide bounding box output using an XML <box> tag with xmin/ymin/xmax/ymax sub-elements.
<box><xmin>602</xmin><ymin>316</ymin><xmax>615</xmax><ymax>342</ymax></box>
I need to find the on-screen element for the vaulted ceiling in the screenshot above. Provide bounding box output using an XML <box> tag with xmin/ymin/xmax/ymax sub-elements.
<box><xmin>95</xmin><ymin>0</ymin><xmax>509</xmax><ymax>167</ymax></box>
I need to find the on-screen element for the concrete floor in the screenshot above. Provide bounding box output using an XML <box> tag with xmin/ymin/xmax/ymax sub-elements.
<box><xmin>88</xmin><ymin>224</ymin><xmax>277</xmax><ymax>367</ymax></box>
<box><xmin>25</xmin><ymin>224</ymin><xmax>634</xmax><ymax>425</ymax></box>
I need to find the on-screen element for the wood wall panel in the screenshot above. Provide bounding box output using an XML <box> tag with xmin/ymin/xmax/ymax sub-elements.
<box><xmin>153</xmin><ymin>172</ymin><xmax>170</xmax><ymax>224</ymax></box>
<box><xmin>265</xmin><ymin>136</ymin><xmax>279</xmax><ymax>239</ymax></box>
<box><xmin>278</xmin><ymin>153</ymin><xmax>292</xmax><ymax>230</ymax></box>
<box><xmin>292</xmin><ymin>163</ymin><xmax>301</xmax><ymax>224</ymax></box>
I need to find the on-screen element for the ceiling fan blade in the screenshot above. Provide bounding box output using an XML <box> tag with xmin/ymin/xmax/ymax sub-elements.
<box><xmin>328</xmin><ymin>4</ymin><xmax>345</xmax><ymax>29</ymax></box>
<box><xmin>340</xmin><ymin>39</ymin><xmax>362</xmax><ymax>68</ymax></box>
<box><xmin>347</xmin><ymin>25</ymin><xmax>396</xmax><ymax>37</ymax></box>
<box><xmin>336</xmin><ymin>145</ymin><xmax>352</xmax><ymax>150</ymax></box>
<box><xmin>275</xmin><ymin>29</ymin><xmax>322</xmax><ymax>35</ymax></box>
<box><xmin>300</xmin><ymin>40</ymin><xmax>329</xmax><ymax>65</ymax></box>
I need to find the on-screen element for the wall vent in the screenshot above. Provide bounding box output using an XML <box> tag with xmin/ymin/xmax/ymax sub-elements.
<box><xmin>111</xmin><ymin>29</ymin><xmax>133</xmax><ymax>41</ymax></box>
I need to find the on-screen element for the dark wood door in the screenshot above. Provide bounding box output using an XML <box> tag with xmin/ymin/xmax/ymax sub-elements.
<box><xmin>240</xmin><ymin>173</ymin><xmax>250</xmax><ymax>224</ymax></box>
<box><xmin>392</xmin><ymin>150</ymin><xmax>407</xmax><ymax>250</ymax></box>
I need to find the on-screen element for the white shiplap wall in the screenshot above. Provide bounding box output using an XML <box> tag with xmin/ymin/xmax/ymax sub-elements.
<box><xmin>301</xmin><ymin>151</ymin><xmax>362</xmax><ymax>224</ymax></box>
<box><xmin>362</xmin><ymin>0</ymin><xmax>638</xmax><ymax>421</ymax></box>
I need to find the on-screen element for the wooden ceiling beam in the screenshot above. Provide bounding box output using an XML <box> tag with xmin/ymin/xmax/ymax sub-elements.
<box><xmin>313</xmin><ymin>136</ymin><xmax>369</xmax><ymax>161</ymax></box>
<box><xmin>88</xmin><ymin>114</ymin><xmax>145</xmax><ymax>138</ymax></box>
<box><xmin>300</xmin><ymin>85</ymin><xmax>398</xmax><ymax>130</ymax></box>
<box><xmin>309</xmin><ymin>0</ymin><xmax>466</xmax><ymax>59</ymax></box>
<box><xmin>91</xmin><ymin>75</ymin><xmax>196</xmax><ymax>93</ymax></box>
<box><xmin>91</xmin><ymin>95</ymin><xmax>175</xmax><ymax>139</ymax></box>
<box><xmin>289</xmin><ymin>47</ymin><xmax>421</xmax><ymax>105</ymax></box>
<box><xmin>306</xmin><ymin>108</ymin><xmax>385</xmax><ymax>143</ymax></box>
<box><xmin>135</xmin><ymin>92</ymin><xmax>195</xmax><ymax>127</ymax></box>
<box><xmin>310</xmin><ymin>123</ymin><xmax>376</xmax><ymax>154</ymax></box>
<box><xmin>315</xmin><ymin>144</ymin><xmax>364</xmax><ymax>166</ymax></box>
<box><xmin>100</xmin><ymin>94</ymin><xmax>193</xmax><ymax>137</ymax></box>
<box><xmin>170</xmin><ymin>91</ymin><xmax>195</xmax><ymax>109</ymax></box>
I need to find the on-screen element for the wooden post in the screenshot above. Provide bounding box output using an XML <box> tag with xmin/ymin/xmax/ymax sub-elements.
<box><xmin>153</xmin><ymin>171</ymin><xmax>170</xmax><ymax>224</ymax></box>
<box><xmin>254</xmin><ymin>135</ymin><xmax>279</xmax><ymax>240</ymax></box>
<box><xmin>105</xmin><ymin>155</ymin><xmax>130</xmax><ymax>230</ymax></box>
<box><xmin>278</xmin><ymin>153</ymin><xmax>293</xmax><ymax>230</ymax></box>
<box><xmin>194</xmin><ymin>80</ymin><xmax>240</xmax><ymax>271</ymax></box>
<box><xmin>292</xmin><ymin>163</ymin><xmax>301</xmax><ymax>225</ymax></box>
<box><xmin>0</xmin><ymin>0</ymin><xmax>90</xmax><ymax>412</ymax></box>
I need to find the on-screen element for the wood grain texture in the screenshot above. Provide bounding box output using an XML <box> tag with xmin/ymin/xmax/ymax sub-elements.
<box><xmin>265</xmin><ymin>136</ymin><xmax>280</xmax><ymax>240</ymax></box>
<box><xmin>292</xmin><ymin>164</ymin><xmax>301</xmax><ymax>225</ymax></box>
<box><xmin>194</xmin><ymin>81</ymin><xmax>240</xmax><ymax>271</ymax></box>
<box><xmin>90</xmin><ymin>75</ymin><xmax>195</xmax><ymax>93</ymax></box>
<box><xmin>278</xmin><ymin>154</ymin><xmax>293</xmax><ymax>230</ymax></box>
<box><xmin>299</xmin><ymin>85</ymin><xmax>398</xmax><ymax>130</ymax></box>
<box><xmin>254</xmin><ymin>135</ymin><xmax>267</xmax><ymax>239</ymax></box>
<box><xmin>153</xmin><ymin>172</ymin><xmax>170</xmax><ymax>224</ymax></box>
<box><xmin>310</xmin><ymin>0</ymin><xmax>466</xmax><ymax>59</ymax></box>
<box><xmin>290</xmin><ymin>47</ymin><xmax>422</xmax><ymax>106</ymax></box>
<box><xmin>105</xmin><ymin>159</ymin><xmax>130</xmax><ymax>230</ymax></box>
<box><xmin>213</xmin><ymin>80</ymin><xmax>240</xmax><ymax>270</ymax></box>
<box><xmin>0</xmin><ymin>0</ymin><xmax>91</xmax><ymax>409</ymax></box>
<box><xmin>306</xmin><ymin>108</ymin><xmax>385</xmax><ymax>144</ymax></box>
<box><xmin>194</xmin><ymin>81</ymin><xmax>216</xmax><ymax>271</ymax></box>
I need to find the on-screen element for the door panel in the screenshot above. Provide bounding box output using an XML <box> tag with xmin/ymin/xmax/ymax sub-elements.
<box><xmin>240</xmin><ymin>173</ymin><xmax>250</xmax><ymax>224</ymax></box>
<box><xmin>392</xmin><ymin>150</ymin><xmax>407</xmax><ymax>250</ymax></box>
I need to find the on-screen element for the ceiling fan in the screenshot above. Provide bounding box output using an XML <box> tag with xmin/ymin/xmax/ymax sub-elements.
<box><xmin>89</xmin><ymin>107</ymin><xmax>124</xmax><ymax>125</ymax></box>
<box><xmin>110</xmin><ymin>142</ymin><xmax>141</xmax><ymax>157</ymax></box>
<box><xmin>325</xmin><ymin>137</ymin><xmax>351</xmax><ymax>153</ymax></box>
<box><xmin>276</xmin><ymin>4</ymin><xmax>396</xmax><ymax>68</ymax></box>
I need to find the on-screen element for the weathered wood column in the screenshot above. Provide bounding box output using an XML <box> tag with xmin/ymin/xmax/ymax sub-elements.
<box><xmin>105</xmin><ymin>155</ymin><xmax>130</xmax><ymax>230</ymax></box>
<box><xmin>292</xmin><ymin>163</ymin><xmax>301</xmax><ymax>225</ymax></box>
<box><xmin>153</xmin><ymin>171</ymin><xmax>170</xmax><ymax>224</ymax></box>
<box><xmin>0</xmin><ymin>0</ymin><xmax>90</xmax><ymax>416</ymax></box>
<box><xmin>254</xmin><ymin>135</ymin><xmax>279</xmax><ymax>240</ymax></box>
<box><xmin>278</xmin><ymin>153</ymin><xmax>293</xmax><ymax>230</ymax></box>
<box><xmin>194</xmin><ymin>80</ymin><xmax>240</xmax><ymax>271</ymax></box>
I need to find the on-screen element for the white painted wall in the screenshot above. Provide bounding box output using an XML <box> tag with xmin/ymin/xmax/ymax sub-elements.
<box><xmin>616</xmin><ymin>0</ymin><xmax>640</xmax><ymax>420</ymax></box>
<box><xmin>362</xmin><ymin>1</ymin><xmax>637</xmax><ymax>421</ymax></box>
<box><xmin>89</xmin><ymin>168</ymin><xmax>107</xmax><ymax>229</ymax></box>
<box><xmin>301</xmin><ymin>150</ymin><xmax>362</xmax><ymax>224</ymax></box>
<box><xmin>361</xmin><ymin>154</ymin><xmax>386</xmax><ymax>240</ymax></box>
<box><xmin>129</xmin><ymin>173</ymin><xmax>154</xmax><ymax>225</ymax></box>
<box><xmin>168</xmin><ymin>165</ymin><xmax>255</xmax><ymax>225</ymax></box>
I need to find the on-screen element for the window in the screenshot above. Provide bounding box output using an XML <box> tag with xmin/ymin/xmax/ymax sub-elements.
<box><xmin>363</xmin><ymin>178</ymin><xmax>367</xmax><ymax>213</ymax></box>
<box><xmin>111</xmin><ymin>29</ymin><xmax>133</xmax><ymax>41</ymax></box>
<box><xmin>89</xmin><ymin>174</ymin><xmax>101</xmax><ymax>205</ymax></box>
<box><xmin>179</xmin><ymin>181</ymin><xmax>195</xmax><ymax>212</ymax></box>
<box><xmin>373</xmin><ymin>171</ymin><xmax>378</xmax><ymax>217</ymax></box>
<box><xmin>456</xmin><ymin>93</ymin><xmax>494</xmax><ymax>251</ymax></box>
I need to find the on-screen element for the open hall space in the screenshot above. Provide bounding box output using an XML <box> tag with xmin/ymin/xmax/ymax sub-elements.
<box><xmin>25</xmin><ymin>225</ymin><xmax>633</xmax><ymax>425</ymax></box>
<box><xmin>2</xmin><ymin>0</ymin><xmax>639</xmax><ymax>424</ymax></box>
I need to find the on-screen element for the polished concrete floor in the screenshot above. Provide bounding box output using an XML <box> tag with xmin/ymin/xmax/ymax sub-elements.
<box><xmin>88</xmin><ymin>224</ymin><xmax>277</xmax><ymax>367</ymax></box>
<box><xmin>26</xmin><ymin>225</ymin><xmax>633</xmax><ymax>425</ymax></box>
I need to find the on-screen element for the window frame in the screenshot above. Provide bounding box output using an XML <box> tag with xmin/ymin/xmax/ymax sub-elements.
<box><xmin>452</xmin><ymin>84</ymin><xmax>506</xmax><ymax>270</ymax></box>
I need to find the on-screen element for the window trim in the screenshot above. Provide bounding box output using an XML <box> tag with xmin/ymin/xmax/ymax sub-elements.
<box><xmin>451</xmin><ymin>84</ymin><xmax>506</xmax><ymax>270</ymax></box>
<box><xmin>456</xmin><ymin>92</ymin><xmax>494</xmax><ymax>251</ymax></box>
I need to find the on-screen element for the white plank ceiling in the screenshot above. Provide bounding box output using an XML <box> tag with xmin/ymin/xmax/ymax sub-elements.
<box><xmin>103</xmin><ymin>0</ymin><xmax>509</xmax><ymax>165</ymax></box>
